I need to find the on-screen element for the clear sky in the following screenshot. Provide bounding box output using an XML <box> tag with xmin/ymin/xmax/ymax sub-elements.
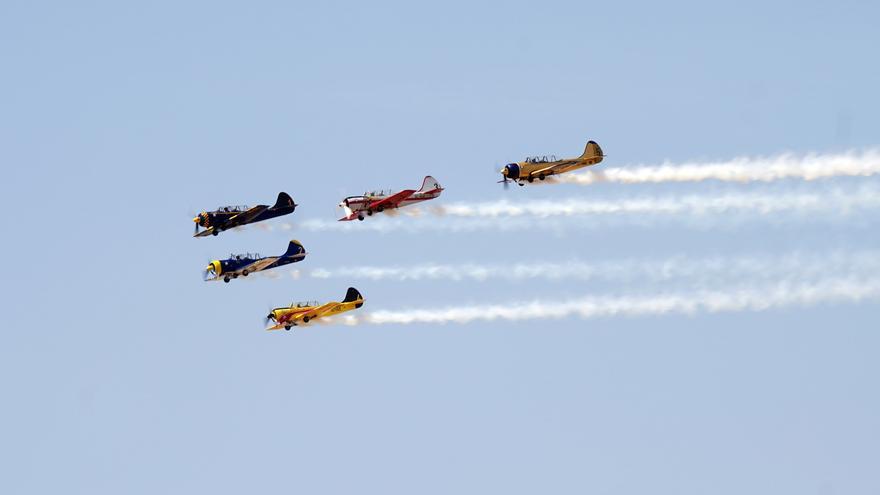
<box><xmin>2</xmin><ymin>1</ymin><xmax>879</xmax><ymax>493</ymax></box>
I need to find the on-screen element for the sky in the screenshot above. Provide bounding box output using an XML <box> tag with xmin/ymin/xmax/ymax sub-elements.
<box><xmin>2</xmin><ymin>1</ymin><xmax>879</xmax><ymax>493</ymax></box>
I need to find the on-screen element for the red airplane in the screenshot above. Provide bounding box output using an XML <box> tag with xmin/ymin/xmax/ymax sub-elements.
<box><xmin>338</xmin><ymin>176</ymin><xmax>443</xmax><ymax>221</ymax></box>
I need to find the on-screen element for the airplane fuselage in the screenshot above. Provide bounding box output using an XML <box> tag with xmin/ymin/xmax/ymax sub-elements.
<box><xmin>502</xmin><ymin>140</ymin><xmax>604</xmax><ymax>185</ymax></box>
<box><xmin>342</xmin><ymin>189</ymin><xmax>441</xmax><ymax>213</ymax></box>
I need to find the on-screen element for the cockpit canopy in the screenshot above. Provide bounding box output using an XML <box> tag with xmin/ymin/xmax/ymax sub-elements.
<box><xmin>229</xmin><ymin>252</ymin><xmax>260</xmax><ymax>261</ymax></box>
<box><xmin>291</xmin><ymin>300</ymin><xmax>320</xmax><ymax>308</ymax></box>
<box><xmin>525</xmin><ymin>155</ymin><xmax>558</xmax><ymax>164</ymax></box>
<box><xmin>215</xmin><ymin>205</ymin><xmax>249</xmax><ymax>213</ymax></box>
<box><xmin>364</xmin><ymin>189</ymin><xmax>391</xmax><ymax>197</ymax></box>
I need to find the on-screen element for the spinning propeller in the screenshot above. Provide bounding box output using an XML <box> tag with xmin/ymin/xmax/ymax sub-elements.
<box><xmin>497</xmin><ymin>165</ymin><xmax>512</xmax><ymax>189</ymax></box>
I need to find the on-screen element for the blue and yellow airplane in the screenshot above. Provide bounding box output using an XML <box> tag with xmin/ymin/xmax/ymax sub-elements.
<box><xmin>266</xmin><ymin>287</ymin><xmax>365</xmax><ymax>330</ymax></box>
<box><xmin>205</xmin><ymin>240</ymin><xmax>306</xmax><ymax>283</ymax></box>
<box><xmin>500</xmin><ymin>140</ymin><xmax>604</xmax><ymax>187</ymax></box>
<box><xmin>193</xmin><ymin>192</ymin><xmax>297</xmax><ymax>237</ymax></box>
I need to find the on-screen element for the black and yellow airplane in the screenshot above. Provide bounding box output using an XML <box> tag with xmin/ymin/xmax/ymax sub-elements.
<box><xmin>500</xmin><ymin>140</ymin><xmax>604</xmax><ymax>187</ymax></box>
<box><xmin>265</xmin><ymin>287</ymin><xmax>365</xmax><ymax>330</ymax></box>
<box><xmin>193</xmin><ymin>192</ymin><xmax>296</xmax><ymax>237</ymax></box>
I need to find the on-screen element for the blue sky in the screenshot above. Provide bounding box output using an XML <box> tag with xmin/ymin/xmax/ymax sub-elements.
<box><xmin>2</xmin><ymin>1</ymin><xmax>879</xmax><ymax>493</ymax></box>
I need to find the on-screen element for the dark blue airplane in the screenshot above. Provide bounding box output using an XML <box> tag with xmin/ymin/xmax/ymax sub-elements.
<box><xmin>193</xmin><ymin>192</ymin><xmax>297</xmax><ymax>237</ymax></box>
<box><xmin>205</xmin><ymin>240</ymin><xmax>306</xmax><ymax>283</ymax></box>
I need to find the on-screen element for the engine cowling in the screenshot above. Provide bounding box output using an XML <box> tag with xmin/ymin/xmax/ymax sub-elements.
<box><xmin>504</xmin><ymin>163</ymin><xmax>520</xmax><ymax>180</ymax></box>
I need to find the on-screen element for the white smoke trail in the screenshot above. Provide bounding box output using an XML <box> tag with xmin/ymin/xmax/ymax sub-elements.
<box><xmin>303</xmin><ymin>250</ymin><xmax>880</xmax><ymax>285</ymax></box>
<box><xmin>331</xmin><ymin>277</ymin><xmax>880</xmax><ymax>326</ymax></box>
<box><xmin>558</xmin><ymin>149</ymin><xmax>880</xmax><ymax>186</ymax></box>
<box><xmin>295</xmin><ymin>182</ymin><xmax>880</xmax><ymax>232</ymax></box>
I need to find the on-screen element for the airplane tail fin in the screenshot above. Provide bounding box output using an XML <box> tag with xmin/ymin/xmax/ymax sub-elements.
<box><xmin>274</xmin><ymin>192</ymin><xmax>296</xmax><ymax>209</ymax></box>
<box><xmin>342</xmin><ymin>287</ymin><xmax>363</xmax><ymax>303</ymax></box>
<box><xmin>284</xmin><ymin>240</ymin><xmax>306</xmax><ymax>257</ymax></box>
<box><xmin>580</xmin><ymin>140</ymin><xmax>604</xmax><ymax>163</ymax></box>
<box><xmin>418</xmin><ymin>176</ymin><xmax>442</xmax><ymax>193</ymax></box>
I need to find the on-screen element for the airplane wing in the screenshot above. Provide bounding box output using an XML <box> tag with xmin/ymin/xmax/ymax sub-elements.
<box><xmin>238</xmin><ymin>257</ymin><xmax>278</xmax><ymax>274</ymax></box>
<box><xmin>205</xmin><ymin>258</ymin><xmax>278</xmax><ymax>281</ymax></box>
<box><xmin>296</xmin><ymin>302</ymin><xmax>340</xmax><ymax>323</ymax></box>
<box><xmin>222</xmin><ymin>205</ymin><xmax>269</xmax><ymax>229</ymax></box>
<box><xmin>194</xmin><ymin>227</ymin><xmax>217</xmax><ymax>238</ymax></box>
<box><xmin>527</xmin><ymin>161</ymin><xmax>577</xmax><ymax>178</ymax></box>
<box><xmin>367</xmin><ymin>189</ymin><xmax>416</xmax><ymax>211</ymax></box>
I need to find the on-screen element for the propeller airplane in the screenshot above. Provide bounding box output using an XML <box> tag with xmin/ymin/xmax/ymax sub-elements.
<box><xmin>205</xmin><ymin>240</ymin><xmax>307</xmax><ymax>283</ymax></box>
<box><xmin>265</xmin><ymin>287</ymin><xmax>365</xmax><ymax>330</ymax></box>
<box><xmin>338</xmin><ymin>176</ymin><xmax>443</xmax><ymax>221</ymax></box>
<box><xmin>499</xmin><ymin>140</ymin><xmax>604</xmax><ymax>187</ymax></box>
<box><xmin>193</xmin><ymin>192</ymin><xmax>297</xmax><ymax>237</ymax></box>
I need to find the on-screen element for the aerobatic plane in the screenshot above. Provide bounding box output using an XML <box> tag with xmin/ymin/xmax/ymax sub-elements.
<box><xmin>499</xmin><ymin>140</ymin><xmax>604</xmax><ymax>187</ymax></box>
<box><xmin>338</xmin><ymin>176</ymin><xmax>443</xmax><ymax>221</ymax></box>
<box><xmin>193</xmin><ymin>192</ymin><xmax>297</xmax><ymax>237</ymax></box>
<box><xmin>204</xmin><ymin>240</ymin><xmax>306</xmax><ymax>283</ymax></box>
<box><xmin>265</xmin><ymin>287</ymin><xmax>365</xmax><ymax>330</ymax></box>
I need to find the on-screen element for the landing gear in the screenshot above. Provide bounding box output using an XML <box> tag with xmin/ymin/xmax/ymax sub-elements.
<box><xmin>538</xmin><ymin>173</ymin><xmax>545</xmax><ymax>181</ymax></box>
<box><xmin>367</xmin><ymin>210</ymin><xmax>373</xmax><ymax>216</ymax></box>
<box><xmin>284</xmin><ymin>325</ymin><xmax>291</xmax><ymax>331</ymax></box>
<box><xmin>242</xmin><ymin>270</ymin><xmax>249</xmax><ymax>276</ymax></box>
<box><xmin>377</xmin><ymin>206</ymin><xmax>384</xmax><ymax>213</ymax></box>
<box><xmin>212</xmin><ymin>230</ymin><xmax>219</xmax><ymax>236</ymax></box>
<box><xmin>223</xmin><ymin>276</ymin><xmax>231</xmax><ymax>283</ymax></box>
<box><xmin>358</xmin><ymin>215</ymin><xmax>364</xmax><ymax>221</ymax></box>
<box><xmin>528</xmin><ymin>176</ymin><xmax>534</xmax><ymax>183</ymax></box>
<box><xmin>303</xmin><ymin>316</ymin><xmax>311</xmax><ymax>323</ymax></box>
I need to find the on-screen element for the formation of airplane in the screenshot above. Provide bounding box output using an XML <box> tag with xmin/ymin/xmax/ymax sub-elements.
<box><xmin>193</xmin><ymin>192</ymin><xmax>297</xmax><ymax>237</ymax></box>
<box><xmin>338</xmin><ymin>176</ymin><xmax>443</xmax><ymax>221</ymax></box>
<box><xmin>265</xmin><ymin>287</ymin><xmax>365</xmax><ymax>330</ymax></box>
<box><xmin>500</xmin><ymin>140</ymin><xmax>604</xmax><ymax>187</ymax></box>
<box><xmin>191</xmin><ymin>139</ymin><xmax>604</xmax><ymax>331</ymax></box>
<box><xmin>204</xmin><ymin>240</ymin><xmax>307</xmax><ymax>283</ymax></box>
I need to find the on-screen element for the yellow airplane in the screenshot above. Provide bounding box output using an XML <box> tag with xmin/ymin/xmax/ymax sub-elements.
<box><xmin>500</xmin><ymin>140</ymin><xmax>604</xmax><ymax>186</ymax></box>
<box><xmin>265</xmin><ymin>287</ymin><xmax>365</xmax><ymax>331</ymax></box>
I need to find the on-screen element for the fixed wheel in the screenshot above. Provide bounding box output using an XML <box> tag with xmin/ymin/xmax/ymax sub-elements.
<box><xmin>303</xmin><ymin>316</ymin><xmax>311</xmax><ymax>323</ymax></box>
<box><xmin>242</xmin><ymin>270</ymin><xmax>249</xmax><ymax>276</ymax></box>
<box><xmin>518</xmin><ymin>183</ymin><xmax>524</xmax><ymax>187</ymax></box>
<box><xmin>212</xmin><ymin>230</ymin><xmax>219</xmax><ymax>236</ymax></box>
<box><xmin>285</xmin><ymin>325</ymin><xmax>291</xmax><ymax>331</ymax></box>
<box><xmin>538</xmin><ymin>173</ymin><xmax>545</xmax><ymax>181</ymax></box>
<box><xmin>367</xmin><ymin>210</ymin><xmax>373</xmax><ymax>216</ymax></box>
<box><xmin>223</xmin><ymin>276</ymin><xmax>231</xmax><ymax>283</ymax></box>
<box><xmin>358</xmin><ymin>215</ymin><xmax>364</xmax><ymax>221</ymax></box>
<box><xmin>377</xmin><ymin>206</ymin><xmax>384</xmax><ymax>213</ymax></box>
<box><xmin>527</xmin><ymin>176</ymin><xmax>534</xmax><ymax>183</ymax></box>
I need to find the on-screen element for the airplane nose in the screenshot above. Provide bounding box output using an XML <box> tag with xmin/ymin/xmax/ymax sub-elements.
<box><xmin>504</xmin><ymin>163</ymin><xmax>520</xmax><ymax>180</ymax></box>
